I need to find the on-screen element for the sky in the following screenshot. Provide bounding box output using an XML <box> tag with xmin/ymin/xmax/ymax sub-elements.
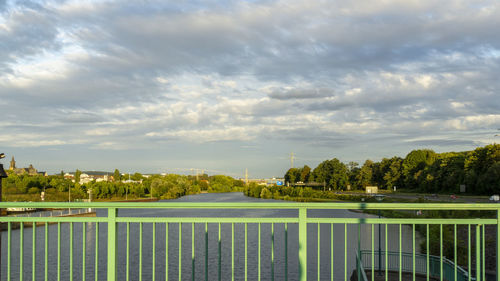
<box><xmin>1</xmin><ymin>0</ymin><xmax>500</xmax><ymax>178</ymax></box>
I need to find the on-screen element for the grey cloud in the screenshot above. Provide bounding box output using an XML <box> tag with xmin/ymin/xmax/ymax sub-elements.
<box><xmin>268</xmin><ymin>88</ymin><xmax>334</xmax><ymax>100</ymax></box>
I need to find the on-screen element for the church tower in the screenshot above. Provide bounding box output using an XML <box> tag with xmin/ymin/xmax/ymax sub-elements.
<box><xmin>9</xmin><ymin>156</ymin><xmax>15</xmax><ymax>170</ymax></box>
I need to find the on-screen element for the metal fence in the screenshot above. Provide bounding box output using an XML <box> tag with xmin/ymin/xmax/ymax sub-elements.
<box><xmin>0</xmin><ymin>201</ymin><xmax>498</xmax><ymax>281</ymax></box>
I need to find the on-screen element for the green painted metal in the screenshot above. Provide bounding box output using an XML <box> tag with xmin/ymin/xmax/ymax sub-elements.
<box><xmin>427</xmin><ymin>224</ymin><xmax>430</xmax><ymax>281</ymax></box>
<box><xmin>271</xmin><ymin>223</ymin><xmax>275</xmax><ymax>281</ymax></box>
<box><xmin>45</xmin><ymin>222</ymin><xmax>49</xmax><ymax>281</ymax></box>
<box><xmin>2</xmin><ymin>201</ymin><xmax>500</xmax><ymax>281</ymax></box>
<box><xmin>107</xmin><ymin>208</ymin><xmax>117</xmax><ymax>281</ymax></box>
<box><xmin>258</xmin><ymin>223</ymin><xmax>261</xmax><ymax>281</ymax></box>
<box><xmin>218</xmin><ymin>222</ymin><xmax>222</xmax><ymax>281</ymax></box>
<box><xmin>153</xmin><ymin>222</ymin><xmax>156</xmax><ymax>281</ymax></box>
<box><xmin>344</xmin><ymin>223</ymin><xmax>347</xmax><ymax>281</ymax></box>
<box><xmin>330</xmin><ymin>223</ymin><xmax>333</xmax><ymax>281</ymax></box>
<box><xmin>205</xmin><ymin>222</ymin><xmax>208</xmax><ymax>281</ymax></box>
<box><xmin>83</xmin><ymin>222</ymin><xmax>86</xmax><ymax>281</ymax></box>
<box><xmin>7</xmin><ymin>222</ymin><xmax>11</xmax><ymax>280</ymax></box>
<box><xmin>191</xmin><ymin>222</ymin><xmax>194</xmax><ymax>281</ymax></box>
<box><xmin>126</xmin><ymin>222</ymin><xmax>130</xmax><ymax>281</ymax></box>
<box><xmin>166</xmin><ymin>223</ymin><xmax>169</xmax><ymax>281</ymax></box>
<box><xmin>245</xmin><ymin>223</ymin><xmax>248</xmax><ymax>281</ymax></box>
<box><xmin>385</xmin><ymin>224</ymin><xmax>388</xmax><ymax>281</ymax></box>
<box><xmin>468</xmin><ymin>225</ymin><xmax>471</xmax><ymax>281</ymax></box>
<box><xmin>371</xmin><ymin>224</ymin><xmax>374</xmax><ymax>281</ymax></box>
<box><xmin>440</xmin><ymin>224</ymin><xmax>443</xmax><ymax>281</ymax></box>
<box><xmin>399</xmin><ymin>224</ymin><xmax>402</xmax><ymax>281</ymax></box>
<box><xmin>70</xmin><ymin>222</ymin><xmax>74</xmax><ymax>281</ymax></box>
<box><xmin>57</xmin><ymin>222</ymin><xmax>61</xmax><ymax>281</ymax></box>
<box><xmin>20</xmin><ymin>222</ymin><xmax>23</xmax><ymax>281</ymax></box>
<box><xmin>455</xmin><ymin>224</ymin><xmax>457</xmax><ymax>281</ymax></box>
<box><xmin>139</xmin><ymin>222</ymin><xmax>143</xmax><ymax>281</ymax></box>
<box><xmin>95</xmin><ymin>222</ymin><xmax>99</xmax><ymax>281</ymax></box>
<box><xmin>298</xmin><ymin>208</ymin><xmax>307</xmax><ymax>281</ymax></box>
<box><xmin>232</xmin><ymin>223</ymin><xmax>235</xmax><ymax>281</ymax></box>
<box><xmin>413</xmin><ymin>224</ymin><xmax>415</xmax><ymax>281</ymax></box>
<box><xmin>317</xmin><ymin>223</ymin><xmax>320</xmax><ymax>281</ymax></box>
<box><xmin>179</xmin><ymin>223</ymin><xmax>182</xmax><ymax>281</ymax></box>
<box><xmin>32</xmin><ymin>221</ymin><xmax>36</xmax><ymax>281</ymax></box>
<box><xmin>476</xmin><ymin>225</ymin><xmax>481</xmax><ymax>281</ymax></box>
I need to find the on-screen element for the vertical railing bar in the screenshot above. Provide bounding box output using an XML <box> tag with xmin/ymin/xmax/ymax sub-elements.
<box><xmin>70</xmin><ymin>222</ymin><xmax>73</xmax><ymax>281</ymax></box>
<box><xmin>245</xmin><ymin>223</ymin><xmax>248</xmax><ymax>281</ymax></box>
<box><xmin>286</xmin><ymin>223</ymin><xmax>289</xmax><ymax>281</ymax></box>
<box><xmin>153</xmin><ymin>222</ymin><xmax>156</xmax><ymax>281</ymax></box>
<box><xmin>8</xmin><ymin>222</ymin><xmax>12</xmax><ymax>281</ymax></box>
<box><xmin>497</xmin><ymin>210</ymin><xmax>500</xmax><ymax>281</ymax></box>
<box><xmin>399</xmin><ymin>224</ymin><xmax>402</xmax><ymax>281</ymax></box>
<box><xmin>20</xmin><ymin>222</ymin><xmax>24</xmax><ymax>281</ymax></box>
<box><xmin>317</xmin><ymin>223</ymin><xmax>320</xmax><ymax>281</ymax></box>
<box><xmin>357</xmin><ymin>224</ymin><xmax>361</xmax><ymax>281</ymax></box>
<box><xmin>45</xmin><ymin>222</ymin><xmax>48</xmax><ymax>281</ymax></box>
<box><xmin>192</xmin><ymin>222</ymin><xmax>195</xmax><ymax>281</ymax></box>
<box><xmin>232</xmin><ymin>223</ymin><xmax>235</xmax><ymax>281</ymax></box>
<box><xmin>83</xmin><ymin>222</ymin><xmax>86</xmax><ymax>281</ymax></box>
<box><xmin>482</xmin><ymin>225</ymin><xmax>485</xmax><ymax>281</ymax></box>
<box><xmin>385</xmin><ymin>224</ymin><xmax>388</xmax><ymax>281</ymax></box>
<box><xmin>440</xmin><ymin>224</ymin><xmax>442</xmax><ymax>281</ymax></box>
<box><xmin>179</xmin><ymin>223</ymin><xmax>182</xmax><ymax>281</ymax></box>
<box><xmin>413</xmin><ymin>224</ymin><xmax>415</xmax><ymax>281</ymax></box>
<box><xmin>218</xmin><ymin>223</ymin><xmax>221</xmax><ymax>281</ymax></box>
<box><xmin>468</xmin><ymin>224</ymin><xmax>471</xmax><ymax>281</ymax></box>
<box><xmin>166</xmin><ymin>223</ymin><xmax>169</xmax><ymax>281</ymax></box>
<box><xmin>454</xmin><ymin>224</ymin><xmax>457</xmax><ymax>281</ymax></box>
<box><xmin>344</xmin><ymin>223</ymin><xmax>347</xmax><ymax>281</ymax></box>
<box><xmin>95</xmin><ymin>222</ymin><xmax>99</xmax><ymax>281</ymax></box>
<box><xmin>126</xmin><ymin>222</ymin><xmax>130</xmax><ymax>281</ymax></box>
<box><xmin>476</xmin><ymin>225</ymin><xmax>481</xmax><ymax>281</ymax></box>
<box><xmin>140</xmin><ymin>222</ymin><xmax>143</xmax><ymax>281</ymax></box>
<box><xmin>205</xmin><ymin>222</ymin><xmax>208</xmax><ymax>281</ymax></box>
<box><xmin>33</xmin><ymin>221</ymin><xmax>36</xmax><ymax>281</ymax></box>
<box><xmin>330</xmin><ymin>223</ymin><xmax>333</xmax><ymax>281</ymax></box>
<box><xmin>106</xmin><ymin>208</ymin><xmax>118</xmax><ymax>281</ymax></box>
<box><xmin>426</xmin><ymin>224</ymin><xmax>429</xmax><ymax>281</ymax></box>
<box><xmin>271</xmin><ymin>223</ymin><xmax>275</xmax><ymax>281</ymax></box>
<box><xmin>371</xmin><ymin>223</ymin><xmax>374</xmax><ymax>281</ymax></box>
<box><xmin>57</xmin><ymin>222</ymin><xmax>61</xmax><ymax>281</ymax></box>
<box><xmin>258</xmin><ymin>223</ymin><xmax>261</xmax><ymax>281</ymax></box>
<box><xmin>299</xmin><ymin>208</ymin><xmax>307</xmax><ymax>281</ymax></box>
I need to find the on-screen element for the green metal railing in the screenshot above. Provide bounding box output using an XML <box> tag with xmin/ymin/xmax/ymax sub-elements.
<box><xmin>359</xmin><ymin>250</ymin><xmax>473</xmax><ymax>281</ymax></box>
<box><xmin>0</xmin><ymin>201</ymin><xmax>499</xmax><ymax>281</ymax></box>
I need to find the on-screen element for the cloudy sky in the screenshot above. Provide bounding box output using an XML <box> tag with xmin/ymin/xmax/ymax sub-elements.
<box><xmin>1</xmin><ymin>0</ymin><xmax>499</xmax><ymax>178</ymax></box>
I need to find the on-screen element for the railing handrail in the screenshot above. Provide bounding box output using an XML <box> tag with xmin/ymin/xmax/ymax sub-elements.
<box><xmin>1</xmin><ymin>201</ymin><xmax>500</xmax><ymax>210</ymax></box>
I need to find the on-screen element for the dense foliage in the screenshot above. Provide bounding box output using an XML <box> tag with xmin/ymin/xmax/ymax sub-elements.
<box><xmin>283</xmin><ymin>144</ymin><xmax>500</xmax><ymax>194</ymax></box>
<box><xmin>1</xmin><ymin>171</ymin><xmax>244</xmax><ymax>201</ymax></box>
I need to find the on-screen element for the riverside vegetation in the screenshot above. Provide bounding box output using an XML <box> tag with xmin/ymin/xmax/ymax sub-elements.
<box><xmin>1</xmin><ymin>171</ymin><xmax>244</xmax><ymax>202</ymax></box>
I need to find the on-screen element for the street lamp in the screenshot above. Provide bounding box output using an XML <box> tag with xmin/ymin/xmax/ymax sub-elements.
<box><xmin>375</xmin><ymin>194</ymin><xmax>385</xmax><ymax>276</ymax></box>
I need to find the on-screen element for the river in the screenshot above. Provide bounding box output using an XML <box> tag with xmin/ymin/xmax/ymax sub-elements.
<box><xmin>1</xmin><ymin>192</ymin><xmax>420</xmax><ymax>280</ymax></box>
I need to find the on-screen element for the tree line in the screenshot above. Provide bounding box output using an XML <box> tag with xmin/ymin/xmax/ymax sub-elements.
<box><xmin>2</xmin><ymin>170</ymin><xmax>244</xmax><ymax>201</ymax></box>
<box><xmin>284</xmin><ymin>144</ymin><xmax>500</xmax><ymax>194</ymax></box>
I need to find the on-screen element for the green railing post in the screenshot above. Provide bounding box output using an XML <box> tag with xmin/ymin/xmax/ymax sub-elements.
<box><xmin>107</xmin><ymin>208</ymin><xmax>118</xmax><ymax>281</ymax></box>
<box><xmin>299</xmin><ymin>207</ymin><xmax>307</xmax><ymax>281</ymax></box>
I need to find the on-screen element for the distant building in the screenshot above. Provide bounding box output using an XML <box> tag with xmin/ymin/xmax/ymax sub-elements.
<box><xmin>365</xmin><ymin>186</ymin><xmax>378</xmax><ymax>194</ymax></box>
<box><xmin>9</xmin><ymin>156</ymin><xmax>46</xmax><ymax>176</ymax></box>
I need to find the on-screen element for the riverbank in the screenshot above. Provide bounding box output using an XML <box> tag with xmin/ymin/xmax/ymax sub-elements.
<box><xmin>1</xmin><ymin>211</ymin><xmax>96</xmax><ymax>230</ymax></box>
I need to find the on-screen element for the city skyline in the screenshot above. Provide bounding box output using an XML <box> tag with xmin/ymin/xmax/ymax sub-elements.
<box><xmin>1</xmin><ymin>0</ymin><xmax>500</xmax><ymax>178</ymax></box>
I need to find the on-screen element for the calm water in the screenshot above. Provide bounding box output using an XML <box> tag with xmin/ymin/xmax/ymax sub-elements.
<box><xmin>1</xmin><ymin>192</ymin><xmax>420</xmax><ymax>280</ymax></box>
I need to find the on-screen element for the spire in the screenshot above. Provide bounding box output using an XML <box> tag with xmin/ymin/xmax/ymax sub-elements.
<box><xmin>9</xmin><ymin>156</ymin><xmax>15</xmax><ymax>170</ymax></box>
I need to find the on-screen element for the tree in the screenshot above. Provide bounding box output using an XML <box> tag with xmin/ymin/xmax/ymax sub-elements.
<box><xmin>311</xmin><ymin>158</ymin><xmax>348</xmax><ymax>190</ymax></box>
<box><xmin>113</xmin><ymin>169</ymin><xmax>121</xmax><ymax>182</ymax></box>
<box><xmin>300</xmin><ymin>165</ymin><xmax>311</xmax><ymax>182</ymax></box>
<box><xmin>75</xmin><ymin>169</ymin><xmax>82</xmax><ymax>184</ymax></box>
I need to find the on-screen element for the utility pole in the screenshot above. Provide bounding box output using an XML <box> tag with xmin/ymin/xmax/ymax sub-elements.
<box><xmin>290</xmin><ymin>152</ymin><xmax>295</xmax><ymax>169</ymax></box>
